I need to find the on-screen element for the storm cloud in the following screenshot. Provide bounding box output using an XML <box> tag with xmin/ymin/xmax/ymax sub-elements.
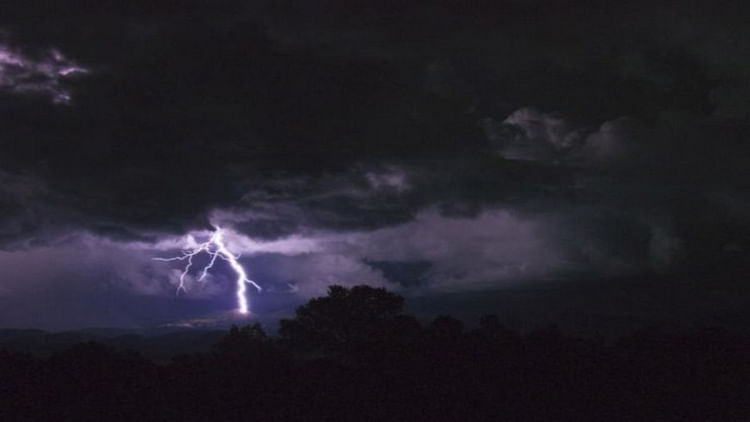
<box><xmin>0</xmin><ymin>1</ymin><xmax>749</xmax><ymax>329</ymax></box>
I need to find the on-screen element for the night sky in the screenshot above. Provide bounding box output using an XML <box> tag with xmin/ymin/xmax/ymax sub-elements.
<box><xmin>1</xmin><ymin>1</ymin><xmax>749</xmax><ymax>332</ymax></box>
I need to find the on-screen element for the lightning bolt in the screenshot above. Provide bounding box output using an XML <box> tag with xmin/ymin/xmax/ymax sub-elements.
<box><xmin>153</xmin><ymin>226</ymin><xmax>261</xmax><ymax>314</ymax></box>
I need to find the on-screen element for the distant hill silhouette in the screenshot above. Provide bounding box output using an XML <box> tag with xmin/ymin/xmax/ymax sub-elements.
<box><xmin>0</xmin><ymin>328</ymin><xmax>225</xmax><ymax>361</ymax></box>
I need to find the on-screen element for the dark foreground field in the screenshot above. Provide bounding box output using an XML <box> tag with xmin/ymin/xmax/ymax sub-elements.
<box><xmin>2</xmin><ymin>286</ymin><xmax>749</xmax><ymax>421</ymax></box>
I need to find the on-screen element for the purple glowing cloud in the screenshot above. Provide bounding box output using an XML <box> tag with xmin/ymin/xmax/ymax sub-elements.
<box><xmin>0</xmin><ymin>42</ymin><xmax>88</xmax><ymax>103</ymax></box>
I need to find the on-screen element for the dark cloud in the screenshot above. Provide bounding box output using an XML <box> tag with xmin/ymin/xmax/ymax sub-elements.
<box><xmin>365</xmin><ymin>260</ymin><xmax>432</xmax><ymax>288</ymax></box>
<box><xmin>0</xmin><ymin>1</ymin><xmax>749</xmax><ymax>328</ymax></box>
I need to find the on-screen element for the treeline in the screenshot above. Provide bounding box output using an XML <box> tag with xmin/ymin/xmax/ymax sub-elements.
<box><xmin>2</xmin><ymin>285</ymin><xmax>750</xmax><ymax>421</ymax></box>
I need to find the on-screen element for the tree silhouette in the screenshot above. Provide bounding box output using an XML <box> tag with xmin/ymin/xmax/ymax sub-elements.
<box><xmin>279</xmin><ymin>285</ymin><xmax>404</xmax><ymax>358</ymax></box>
<box><xmin>429</xmin><ymin>314</ymin><xmax>464</xmax><ymax>338</ymax></box>
<box><xmin>213</xmin><ymin>323</ymin><xmax>267</xmax><ymax>356</ymax></box>
<box><xmin>211</xmin><ymin>323</ymin><xmax>287</xmax><ymax>370</ymax></box>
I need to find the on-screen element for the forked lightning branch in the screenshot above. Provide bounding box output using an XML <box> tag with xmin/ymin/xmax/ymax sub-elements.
<box><xmin>153</xmin><ymin>227</ymin><xmax>261</xmax><ymax>314</ymax></box>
